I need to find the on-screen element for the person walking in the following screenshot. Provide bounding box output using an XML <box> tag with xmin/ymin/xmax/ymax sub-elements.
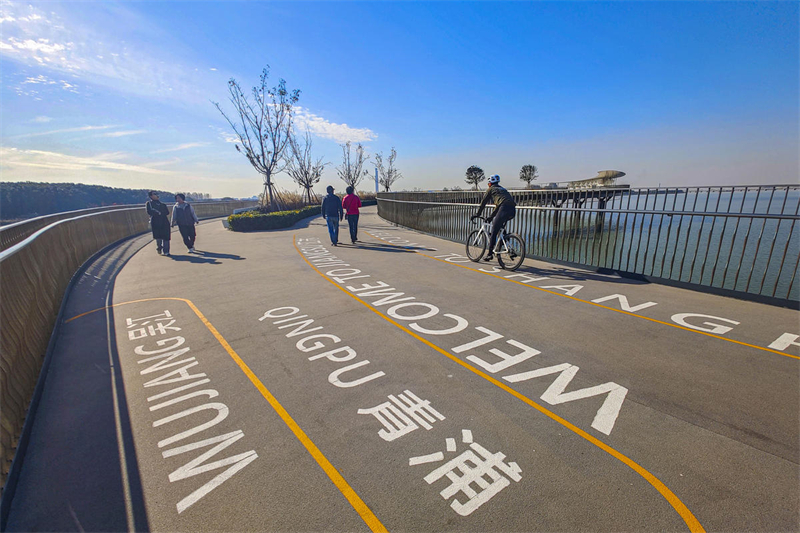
<box><xmin>342</xmin><ymin>186</ymin><xmax>362</xmax><ymax>243</ymax></box>
<box><xmin>146</xmin><ymin>191</ymin><xmax>171</xmax><ymax>256</ymax></box>
<box><xmin>171</xmin><ymin>193</ymin><xmax>199</xmax><ymax>253</ymax></box>
<box><xmin>321</xmin><ymin>185</ymin><xmax>343</xmax><ymax>246</ymax></box>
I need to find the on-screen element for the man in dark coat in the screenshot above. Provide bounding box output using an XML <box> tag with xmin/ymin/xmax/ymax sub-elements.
<box><xmin>146</xmin><ymin>191</ymin><xmax>171</xmax><ymax>256</ymax></box>
<box><xmin>321</xmin><ymin>185</ymin><xmax>344</xmax><ymax>246</ymax></box>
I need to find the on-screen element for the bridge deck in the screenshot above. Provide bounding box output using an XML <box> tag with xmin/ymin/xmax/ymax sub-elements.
<box><xmin>6</xmin><ymin>207</ymin><xmax>798</xmax><ymax>532</ymax></box>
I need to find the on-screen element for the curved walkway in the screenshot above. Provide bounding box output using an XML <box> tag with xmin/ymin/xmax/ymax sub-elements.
<box><xmin>6</xmin><ymin>207</ymin><xmax>798</xmax><ymax>532</ymax></box>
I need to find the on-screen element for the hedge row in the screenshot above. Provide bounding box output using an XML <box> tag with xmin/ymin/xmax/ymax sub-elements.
<box><xmin>227</xmin><ymin>205</ymin><xmax>320</xmax><ymax>232</ymax></box>
<box><xmin>227</xmin><ymin>199</ymin><xmax>377</xmax><ymax>232</ymax></box>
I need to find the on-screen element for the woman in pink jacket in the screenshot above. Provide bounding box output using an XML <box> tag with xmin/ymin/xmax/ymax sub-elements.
<box><xmin>342</xmin><ymin>186</ymin><xmax>362</xmax><ymax>243</ymax></box>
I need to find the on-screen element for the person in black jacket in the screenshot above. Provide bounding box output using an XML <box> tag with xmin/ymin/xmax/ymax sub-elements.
<box><xmin>321</xmin><ymin>185</ymin><xmax>344</xmax><ymax>246</ymax></box>
<box><xmin>146</xmin><ymin>191</ymin><xmax>171</xmax><ymax>256</ymax></box>
<box><xmin>472</xmin><ymin>174</ymin><xmax>516</xmax><ymax>261</ymax></box>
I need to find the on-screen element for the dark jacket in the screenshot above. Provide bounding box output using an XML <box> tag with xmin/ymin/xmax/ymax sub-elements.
<box><xmin>146</xmin><ymin>199</ymin><xmax>171</xmax><ymax>240</ymax></box>
<box><xmin>321</xmin><ymin>193</ymin><xmax>343</xmax><ymax>219</ymax></box>
<box><xmin>477</xmin><ymin>185</ymin><xmax>516</xmax><ymax>219</ymax></box>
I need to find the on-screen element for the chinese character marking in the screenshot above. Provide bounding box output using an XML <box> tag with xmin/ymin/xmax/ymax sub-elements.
<box><xmin>409</xmin><ymin>430</ymin><xmax>521</xmax><ymax>516</ymax></box>
<box><xmin>358</xmin><ymin>390</ymin><xmax>445</xmax><ymax>442</ymax></box>
<box><xmin>126</xmin><ymin>311</ymin><xmax>180</xmax><ymax>340</ymax></box>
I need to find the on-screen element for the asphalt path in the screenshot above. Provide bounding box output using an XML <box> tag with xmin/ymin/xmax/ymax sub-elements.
<box><xmin>7</xmin><ymin>207</ymin><xmax>799</xmax><ymax>532</ymax></box>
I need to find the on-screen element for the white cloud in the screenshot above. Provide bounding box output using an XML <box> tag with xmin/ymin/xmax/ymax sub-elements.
<box><xmin>0</xmin><ymin>2</ymin><xmax>214</xmax><ymax>103</ymax></box>
<box><xmin>143</xmin><ymin>157</ymin><xmax>182</xmax><ymax>168</ymax></box>
<box><xmin>0</xmin><ymin>146</ymin><xmax>172</xmax><ymax>175</ymax></box>
<box><xmin>4</xmin><ymin>37</ymin><xmax>67</xmax><ymax>54</ymax></box>
<box><xmin>101</xmin><ymin>129</ymin><xmax>147</xmax><ymax>137</ymax></box>
<box><xmin>12</xmin><ymin>124</ymin><xmax>117</xmax><ymax>138</ymax></box>
<box><xmin>32</xmin><ymin>115</ymin><xmax>52</xmax><ymax>123</ymax></box>
<box><xmin>294</xmin><ymin>107</ymin><xmax>377</xmax><ymax>143</ymax></box>
<box><xmin>210</xmin><ymin>126</ymin><xmax>239</xmax><ymax>144</ymax></box>
<box><xmin>151</xmin><ymin>142</ymin><xmax>209</xmax><ymax>154</ymax></box>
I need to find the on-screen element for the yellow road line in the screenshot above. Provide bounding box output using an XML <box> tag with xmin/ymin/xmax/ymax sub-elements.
<box><xmin>365</xmin><ymin>231</ymin><xmax>799</xmax><ymax>361</ymax></box>
<box><xmin>295</xmin><ymin>235</ymin><xmax>705</xmax><ymax>533</ymax></box>
<box><xmin>66</xmin><ymin>297</ymin><xmax>388</xmax><ymax>533</ymax></box>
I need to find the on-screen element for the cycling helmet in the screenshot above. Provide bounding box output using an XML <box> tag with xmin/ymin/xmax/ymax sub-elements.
<box><xmin>488</xmin><ymin>174</ymin><xmax>501</xmax><ymax>184</ymax></box>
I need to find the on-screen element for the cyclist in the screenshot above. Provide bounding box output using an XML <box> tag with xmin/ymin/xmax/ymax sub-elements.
<box><xmin>471</xmin><ymin>174</ymin><xmax>517</xmax><ymax>261</ymax></box>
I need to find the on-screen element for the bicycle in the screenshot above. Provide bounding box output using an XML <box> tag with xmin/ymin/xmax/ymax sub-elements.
<box><xmin>465</xmin><ymin>216</ymin><xmax>526</xmax><ymax>271</ymax></box>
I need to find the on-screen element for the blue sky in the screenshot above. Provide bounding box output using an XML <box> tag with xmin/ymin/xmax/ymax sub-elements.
<box><xmin>1</xmin><ymin>1</ymin><xmax>797</xmax><ymax>197</ymax></box>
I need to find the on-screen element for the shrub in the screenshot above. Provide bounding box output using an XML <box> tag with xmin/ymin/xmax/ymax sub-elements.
<box><xmin>228</xmin><ymin>205</ymin><xmax>319</xmax><ymax>232</ymax></box>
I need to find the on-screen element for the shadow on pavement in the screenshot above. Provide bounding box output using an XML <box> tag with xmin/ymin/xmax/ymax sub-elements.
<box><xmin>333</xmin><ymin>241</ymin><xmax>420</xmax><ymax>253</ymax></box>
<box><xmin>5</xmin><ymin>236</ymin><xmax>151</xmax><ymax>532</ymax></box>
<box><xmin>167</xmin><ymin>250</ymin><xmax>245</xmax><ymax>264</ymax></box>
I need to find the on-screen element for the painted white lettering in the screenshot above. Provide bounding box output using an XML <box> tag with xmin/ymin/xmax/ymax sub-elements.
<box><xmin>150</xmin><ymin>390</ymin><xmax>220</xmax><ymax>411</ymax></box>
<box><xmin>467</xmin><ymin>339</ymin><xmax>540</xmax><ymax>374</ymax></box>
<box><xmin>259</xmin><ymin>307</ymin><xmax>300</xmax><ymax>321</ymax></box>
<box><xmin>273</xmin><ymin>314</ymin><xmax>309</xmax><ymax>325</ymax></box>
<box><xmin>359</xmin><ymin>287</ymin><xmax>416</xmax><ymax>306</ymax></box>
<box><xmin>452</xmin><ymin>326</ymin><xmax>504</xmax><ymax>354</ymax></box>
<box><xmin>504</xmin><ymin>273</ymin><xmax>549</xmax><ymax>283</ymax></box>
<box><xmin>138</xmin><ymin>347</ymin><xmax>191</xmax><ymax>365</ymax></box>
<box><xmin>134</xmin><ymin>336</ymin><xmax>186</xmax><ymax>355</ymax></box>
<box><xmin>144</xmin><ymin>362</ymin><xmax>207</xmax><ymax>388</ymax></box>
<box><xmin>140</xmin><ymin>354</ymin><xmax>196</xmax><ymax>376</ymax></box>
<box><xmin>147</xmin><ymin>379</ymin><xmax>211</xmax><ymax>402</ymax></box>
<box><xmin>163</xmin><ymin>430</ymin><xmax>258</xmax><ymax>514</ymax></box>
<box><xmin>591</xmin><ymin>294</ymin><xmax>657</xmax><ymax>313</ymax></box>
<box><xmin>347</xmin><ymin>281</ymin><xmax>390</xmax><ymax>292</ymax></box>
<box><xmin>326</xmin><ymin>268</ymin><xmax>361</xmax><ymax>277</ymax></box>
<box><xmin>154</xmin><ymin>403</ymin><xmax>230</xmax><ymax>448</ymax></box>
<box><xmin>308</xmin><ymin>345</ymin><xmax>358</xmax><ymax>363</ymax></box>
<box><xmin>671</xmin><ymin>313</ymin><xmax>740</xmax><ymax>335</ymax></box>
<box><xmin>503</xmin><ymin>364</ymin><xmax>627</xmax><ymax>435</ymax></box>
<box><xmin>278</xmin><ymin>319</ymin><xmax>324</xmax><ymax>338</ymax></box>
<box><xmin>410</xmin><ymin>314</ymin><xmax>469</xmax><ymax>336</ymax></box>
<box><xmin>328</xmin><ymin>360</ymin><xmax>386</xmax><ymax>388</ymax></box>
<box><xmin>768</xmin><ymin>333</ymin><xmax>800</xmax><ymax>351</ymax></box>
<box><xmin>333</xmin><ymin>274</ymin><xmax>370</xmax><ymax>283</ymax></box>
<box><xmin>387</xmin><ymin>302</ymin><xmax>440</xmax><ymax>321</ymax></box>
<box><xmin>540</xmin><ymin>284</ymin><xmax>584</xmax><ymax>296</ymax></box>
<box><xmin>296</xmin><ymin>334</ymin><xmax>342</xmax><ymax>352</ymax></box>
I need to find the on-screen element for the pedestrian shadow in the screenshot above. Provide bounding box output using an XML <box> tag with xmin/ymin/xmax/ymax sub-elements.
<box><xmin>334</xmin><ymin>241</ymin><xmax>421</xmax><ymax>254</ymax></box>
<box><xmin>168</xmin><ymin>255</ymin><xmax>220</xmax><ymax>264</ymax></box>
<box><xmin>196</xmin><ymin>251</ymin><xmax>245</xmax><ymax>260</ymax></box>
<box><xmin>166</xmin><ymin>251</ymin><xmax>245</xmax><ymax>264</ymax></box>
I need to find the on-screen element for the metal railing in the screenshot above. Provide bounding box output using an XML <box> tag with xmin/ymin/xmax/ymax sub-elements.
<box><xmin>377</xmin><ymin>186</ymin><xmax>800</xmax><ymax>303</ymax></box>
<box><xmin>0</xmin><ymin>200</ymin><xmax>256</xmax><ymax>495</ymax></box>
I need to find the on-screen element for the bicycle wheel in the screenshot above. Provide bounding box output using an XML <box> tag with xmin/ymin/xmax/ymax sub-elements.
<box><xmin>466</xmin><ymin>230</ymin><xmax>487</xmax><ymax>261</ymax></box>
<box><xmin>497</xmin><ymin>233</ymin><xmax>526</xmax><ymax>271</ymax></box>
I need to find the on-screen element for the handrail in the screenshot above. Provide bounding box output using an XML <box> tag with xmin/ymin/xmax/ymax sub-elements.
<box><xmin>377</xmin><ymin>186</ymin><xmax>800</xmax><ymax>305</ymax></box>
<box><xmin>1</xmin><ymin>201</ymin><xmax>257</xmax><ymax>252</ymax></box>
<box><xmin>375</xmin><ymin>197</ymin><xmax>800</xmax><ymax>220</ymax></box>
<box><xmin>0</xmin><ymin>200</ymin><xmax>256</xmax><ymax>496</ymax></box>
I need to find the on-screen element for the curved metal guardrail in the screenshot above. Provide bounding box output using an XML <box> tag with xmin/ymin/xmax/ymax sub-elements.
<box><xmin>377</xmin><ymin>185</ymin><xmax>800</xmax><ymax>305</ymax></box>
<box><xmin>0</xmin><ymin>201</ymin><xmax>256</xmax><ymax>493</ymax></box>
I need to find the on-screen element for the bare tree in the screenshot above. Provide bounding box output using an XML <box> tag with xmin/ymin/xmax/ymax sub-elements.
<box><xmin>212</xmin><ymin>67</ymin><xmax>300</xmax><ymax>210</ymax></box>
<box><xmin>287</xmin><ymin>130</ymin><xmax>327</xmax><ymax>204</ymax></box>
<box><xmin>465</xmin><ymin>165</ymin><xmax>485</xmax><ymax>190</ymax></box>
<box><xmin>375</xmin><ymin>147</ymin><xmax>403</xmax><ymax>192</ymax></box>
<box><xmin>520</xmin><ymin>164</ymin><xmax>538</xmax><ymax>188</ymax></box>
<box><xmin>337</xmin><ymin>141</ymin><xmax>370</xmax><ymax>189</ymax></box>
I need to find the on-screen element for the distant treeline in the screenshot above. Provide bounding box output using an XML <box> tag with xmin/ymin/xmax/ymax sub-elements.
<box><xmin>0</xmin><ymin>182</ymin><xmax>213</xmax><ymax>222</ymax></box>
